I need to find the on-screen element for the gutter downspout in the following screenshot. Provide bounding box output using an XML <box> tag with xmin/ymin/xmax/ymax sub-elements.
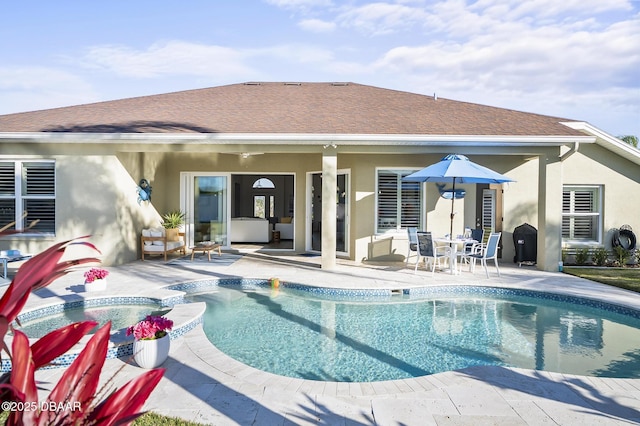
<box><xmin>559</xmin><ymin>141</ymin><xmax>580</xmax><ymax>161</ymax></box>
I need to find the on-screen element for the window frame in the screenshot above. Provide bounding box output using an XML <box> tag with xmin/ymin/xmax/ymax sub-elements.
<box><xmin>0</xmin><ymin>160</ymin><xmax>56</xmax><ymax>235</ymax></box>
<box><xmin>375</xmin><ymin>168</ymin><xmax>423</xmax><ymax>234</ymax></box>
<box><xmin>561</xmin><ymin>185</ymin><xmax>602</xmax><ymax>245</ymax></box>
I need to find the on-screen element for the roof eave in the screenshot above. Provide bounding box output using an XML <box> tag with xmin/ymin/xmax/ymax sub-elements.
<box><xmin>0</xmin><ymin>132</ymin><xmax>595</xmax><ymax>147</ymax></box>
<box><xmin>561</xmin><ymin>121</ymin><xmax>640</xmax><ymax>166</ymax></box>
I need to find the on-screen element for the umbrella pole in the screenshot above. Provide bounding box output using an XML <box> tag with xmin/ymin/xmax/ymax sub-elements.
<box><xmin>449</xmin><ymin>180</ymin><xmax>456</xmax><ymax>238</ymax></box>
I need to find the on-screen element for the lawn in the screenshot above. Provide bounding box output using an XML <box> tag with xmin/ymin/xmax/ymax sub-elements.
<box><xmin>134</xmin><ymin>412</ymin><xmax>204</xmax><ymax>425</ymax></box>
<box><xmin>0</xmin><ymin>411</ymin><xmax>204</xmax><ymax>425</ymax></box>
<box><xmin>564</xmin><ymin>267</ymin><xmax>640</xmax><ymax>293</ymax></box>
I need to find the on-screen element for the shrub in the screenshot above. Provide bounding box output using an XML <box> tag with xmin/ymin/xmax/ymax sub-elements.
<box><xmin>592</xmin><ymin>247</ymin><xmax>609</xmax><ymax>266</ymax></box>
<box><xmin>575</xmin><ymin>248</ymin><xmax>590</xmax><ymax>265</ymax></box>
<box><xmin>614</xmin><ymin>245</ymin><xmax>631</xmax><ymax>266</ymax></box>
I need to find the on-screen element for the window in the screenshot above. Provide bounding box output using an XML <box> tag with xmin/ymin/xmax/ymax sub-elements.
<box><xmin>253</xmin><ymin>195</ymin><xmax>265</xmax><ymax>218</ymax></box>
<box><xmin>562</xmin><ymin>185</ymin><xmax>601</xmax><ymax>243</ymax></box>
<box><xmin>376</xmin><ymin>169</ymin><xmax>422</xmax><ymax>232</ymax></box>
<box><xmin>0</xmin><ymin>161</ymin><xmax>56</xmax><ymax>234</ymax></box>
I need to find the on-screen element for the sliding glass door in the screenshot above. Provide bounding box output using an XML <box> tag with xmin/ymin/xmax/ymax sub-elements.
<box><xmin>182</xmin><ymin>174</ymin><xmax>229</xmax><ymax>246</ymax></box>
<box><xmin>308</xmin><ymin>171</ymin><xmax>349</xmax><ymax>254</ymax></box>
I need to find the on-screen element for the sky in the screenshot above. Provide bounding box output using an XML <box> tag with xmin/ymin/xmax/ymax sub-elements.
<box><xmin>1</xmin><ymin>0</ymin><xmax>639</xmax><ymax>138</ymax></box>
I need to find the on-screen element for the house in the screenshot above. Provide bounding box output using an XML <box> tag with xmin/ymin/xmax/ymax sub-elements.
<box><xmin>1</xmin><ymin>82</ymin><xmax>638</xmax><ymax>271</ymax></box>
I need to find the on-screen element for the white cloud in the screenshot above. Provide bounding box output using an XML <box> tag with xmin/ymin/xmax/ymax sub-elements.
<box><xmin>473</xmin><ymin>0</ymin><xmax>633</xmax><ymax>20</ymax></box>
<box><xmin>0</xmin><ymin>67</ymin><xmax>97</xmax><ymax>113</ymax></box>
<box><xmin>336</xmin><ymin>2</ymin><xmax>430</xmax><ymax>35</ymax></box>
<box><xmin>264</xmin><ymin>0</ymin><xmax>333</xmax><ymax>11</ymax></box>
<box><xmin>373</xmin><ymin>9</ymin><xmax>640</xmax><ymax>97</ymax></box>
<box><xmin>298</xmin><ymin>18</ymin><xmax>336</xmax><ymax>32</ymax></box>
<box><xmin>80</xmin><ymin>41</ymin><xmax>256</xmax><ymax>79</ymax></box>
<box><xmin>257</xmin><ymin>44</ymin><xmax>336</xmax><ymax>64</ymax></box>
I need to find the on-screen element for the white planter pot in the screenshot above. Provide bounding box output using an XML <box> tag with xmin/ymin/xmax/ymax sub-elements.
<box><xmin>84</xmin><ymin>279</ymin><xmax>107</xmax><ymax>292</ymax></box>
<box><xmin>133</xmin><ymin>334</ymin><xmax>171</xmax><ymax>368</ymax></box>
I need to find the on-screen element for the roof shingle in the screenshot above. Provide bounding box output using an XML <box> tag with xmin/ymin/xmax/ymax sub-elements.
<box><xmin>0</xmin><ymin>82</ymin><xmax>583</xmax><ymax>136</ymax></box>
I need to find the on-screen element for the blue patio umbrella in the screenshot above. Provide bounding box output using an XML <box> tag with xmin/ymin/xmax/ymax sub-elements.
<box><xmin>403</xmin><ymin>154</ymin><xmax>515</xmax><ymax>237</ymax></box>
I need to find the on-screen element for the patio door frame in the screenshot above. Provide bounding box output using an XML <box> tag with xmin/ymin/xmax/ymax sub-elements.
<box><xmin>305</xmin><ymin>169</ymin><xmax>351</xmax><ymax>257</ymax></box>
<box><xmin>180</xmin><ymin>172</ymin><xmax>232</xmax><ymax>248</ymax></box>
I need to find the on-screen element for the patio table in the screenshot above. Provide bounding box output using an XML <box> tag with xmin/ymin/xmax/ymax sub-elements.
<box><xmin>189</xmin><ymin>243</ymin><xmax>222</xmax><ymax>262</ymax></box>
<box><xmin>434</xmin><ymin>238</ymin><xmax>475</xmax><ymax>274</ymax></box>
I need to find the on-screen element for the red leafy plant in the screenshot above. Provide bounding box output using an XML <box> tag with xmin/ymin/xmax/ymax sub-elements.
<box><xmin>0</xmin><ymin>235</ymin><xmax>165</xmax><ymax>425</ymax></box>
<box><xmin>126</xmin><ymin>315</ymin><xmax>173</xmax><ymax>340</ymax></box>
<box><xmin>83</xmin><ymin>267</ymin><xmax>109</xmax><ymax>283</ymax></box>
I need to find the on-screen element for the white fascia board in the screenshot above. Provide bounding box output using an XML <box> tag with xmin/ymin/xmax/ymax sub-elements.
<box><xmin>561</xmin><ymin>121</ymin><xmax>640</xmax><ymax>166</ymax></box>
<box><xmin>0</xmin><ymin>132</ymin><xmax>595</xmax><ymax>146</ymax></box>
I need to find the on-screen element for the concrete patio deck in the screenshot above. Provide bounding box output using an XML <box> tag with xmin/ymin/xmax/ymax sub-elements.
<box><xmin>15</xmin><ymin>252</ymin><xmax>640</xmax><ymax>425</ymax></box>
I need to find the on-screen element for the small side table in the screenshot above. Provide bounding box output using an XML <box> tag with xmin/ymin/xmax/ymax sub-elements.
<box><xmin>272</xmin><ymin>230</ymin><xmax>281</xmax><ymax>243</ymax></box>
<box><xmin>190</xmin><ymin>243</ymin><xmax>222</xmax><ymax>262</ymax></box>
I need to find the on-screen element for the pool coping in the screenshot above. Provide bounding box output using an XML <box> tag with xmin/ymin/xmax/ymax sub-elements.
<box><xmin>15</xmin><ymin>257</ymin><xmax>640</xmax><ymax>424</ymax></box>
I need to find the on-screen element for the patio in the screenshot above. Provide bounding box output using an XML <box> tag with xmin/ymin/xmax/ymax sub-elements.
<box><xmin>17</xmin><ymin>252</ymin><xmax>640</xmax><ymax>425</ymax></box>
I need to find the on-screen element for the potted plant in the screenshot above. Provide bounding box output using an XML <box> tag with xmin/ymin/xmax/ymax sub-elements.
<box><xmin>83</xmin><ymin>267</ymin><xmax>109</xmax><ymax>291</ymax></box>
<box><xmin>161</xmin><ymin>210</ymin><xmax>185</xmax><ymax>242</ymax></box>
<box><xmin>126</xmin><ymin>315</ymin><xmax>174</xmax><ymax>368</ymax></box>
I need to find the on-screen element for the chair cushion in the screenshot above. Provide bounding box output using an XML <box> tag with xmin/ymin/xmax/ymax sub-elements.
<box><xmin>150</xmin><ymin>228</ymin><xmax>165</xmax><ymax>246</ymax></box>
<box><xmin>280</xmin><ymin>216</ymin><xmax>292</xmax><ymax>224</ymax></box>
<box><xmin>142</xmin><ymin>229</ymin><xmax>152</xmax><ymax>246</ymax></box>
<box><xmin>143</xmin><ymin>240</ymin><xmax>184</xmax><ymax>252</ymax></box>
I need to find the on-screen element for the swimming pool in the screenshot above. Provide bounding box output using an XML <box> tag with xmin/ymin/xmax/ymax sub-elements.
<box><xmin>188</xmin><ymin>284</ymin><xmax>640</xmax><ymax>382</ymax></box>
<box><xmin>15</xmin><ymin>304</ymin><xmax>170</xmax><ymax>338</ymax></box>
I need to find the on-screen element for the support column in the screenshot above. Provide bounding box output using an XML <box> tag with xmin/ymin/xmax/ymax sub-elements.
<box><xmin>537</xmin><ymin>150</ymin><xmax>563</xmax><ymax>271</ymax></box>
<box><xmin>321</xmin><ymin>149</ymin><xmax>337</xmax><ymax>270</ymax></box>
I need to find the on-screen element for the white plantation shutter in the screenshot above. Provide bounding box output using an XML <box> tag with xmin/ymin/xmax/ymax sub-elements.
<box><xmin>562</xmin><ymin>186</ymin><xmax>600</xmax><ymax>242</ymax></box>
<box><xmin>0</xmin><ymin>161</ymin><xmax>55</xmax><ymax>233</ymax></box>
<box><xmin>23</xmin><ymin>162</ymin><xmax>55</xmax><ymax>195</ymax></box>
<box><xmin>377</xmin><ymin>172</ymin><xmax>397</xmax><ymax>230</ymax></box>
<box><xmin>0</xmin><ymin>163</ymin><xmax>15</xmax><ymax>196</ymax></box>
<box><xmin>482</xmin><ymin>189</ymin><xmax>496</xmax><ymax>230</ymax></box>
<box><xmin>377</xmin><ymin>170</ymin><xmax>421</xmax><ymax>232</ymax></box>
<box><xmin>0</xmin><ymin>162</ymin><xmax>16</xmax><ymax>230</ymax></box>
<box><xmin>22</xmin><ymin>162</ymin><xmax>55</xmax><ymax>232</ymax></box>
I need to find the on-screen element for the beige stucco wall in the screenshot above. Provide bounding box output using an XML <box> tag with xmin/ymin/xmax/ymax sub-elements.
<box><xmin>118</xmin><ymin>146</ymin><xmax>640</xmax><ymax>270</ymax></box>
<box><xmin>562</xmin><ymin>144</ymin><xmax>640</xmax><ymax>250</ymax></box>
<box><xmin>0</xmin><ymin>153</ymin><xmax>162</xmax><ymax>266</ymax></box>
<box><xmin>3</xmin><ymin>138</ymin><xmax>638</xmax><ymax>271</ymax></box>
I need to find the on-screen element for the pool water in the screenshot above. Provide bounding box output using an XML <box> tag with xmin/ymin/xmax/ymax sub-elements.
<box><xmin>15</xmin><ymin>305</ymin><xmax>170</xmax><ymax>338</ymax></box>
<box><xmin>191</xmin><ymin>286</ymin><xmax>640</xmax><ymax>382</ymax></box>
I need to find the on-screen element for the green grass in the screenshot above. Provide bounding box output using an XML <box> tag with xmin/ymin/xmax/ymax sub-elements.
<box><xmin>564</xmin><ymin>267</ymin><xmax>640</xmax><ymax>293</ymax></box>
<box><xmin>0</xmin><ymin>411</ymin><xmax>204</xmax><ymax>425</ymax></box>
<box><xmin>134</xmin><ymin>412</ymin><xmax>205</xmax><ymax>425</ymax></box>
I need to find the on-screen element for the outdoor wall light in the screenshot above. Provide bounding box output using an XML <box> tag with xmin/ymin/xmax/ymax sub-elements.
<box><xmin>137</xmin><ymin>178</ymin><xmax>152</xmax><ymax>204</ymax></box>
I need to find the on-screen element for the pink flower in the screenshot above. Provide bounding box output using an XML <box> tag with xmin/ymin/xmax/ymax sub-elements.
<box><xmin>83</xmin><ymin>268</ymin><xmax>109</xmax><ymax>283</ymax></box>
<box><xmin>126</xmin><ymin>315</ymin><xmax>174</xmax><ymax>340</ymax></box>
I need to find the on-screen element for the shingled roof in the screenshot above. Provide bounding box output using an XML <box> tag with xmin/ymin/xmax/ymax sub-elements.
<box><xmin>0</xmin><ymin>82</ymin><xmax>583</xmax><ymax>136</ymax></box>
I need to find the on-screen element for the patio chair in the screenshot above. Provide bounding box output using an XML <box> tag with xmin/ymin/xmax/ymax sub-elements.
<box><xmin>460</xmin><ymin>232</ymin><xmax>502</xmax><ymax>278</ymax></box>
<box><xmin>405</xmin><ymin>227</ymin><xmax>419</xmax><ymax>267</ymax></box>
<box><xmin>0</xmin><ymin>249</ymin><xmax>32</xmax><ymax>279</ymax></box>
<box><xmin>458</xmin><ymin>227</ymin><xmax>492</xmax><ymax>270</ymax></box>
<box><xmin>415</xmin><ymin>232</ymin><xmax>451</xmax><ymax>276</ymax></box>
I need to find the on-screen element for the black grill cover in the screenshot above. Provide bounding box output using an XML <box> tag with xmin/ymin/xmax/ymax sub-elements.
<box><xmin>513</xmin><ymin>223</ymin><xmax>537</xmax><ymax>264</ymax></box>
